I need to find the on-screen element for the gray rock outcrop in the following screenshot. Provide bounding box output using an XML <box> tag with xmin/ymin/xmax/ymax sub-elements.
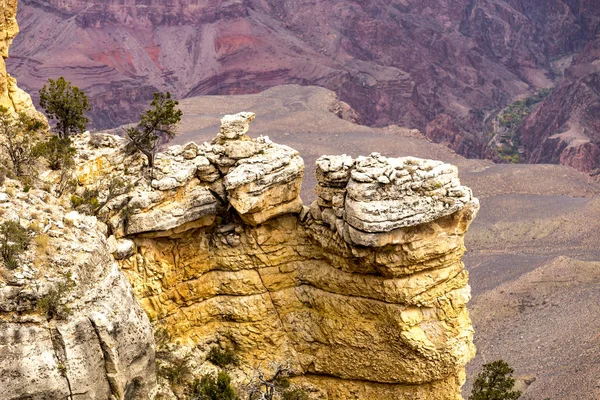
<box><xmin>314</xmin><ymin>153</ymin><xmax>477</xmax><ymax>246</ymax></box>
<box><xmin>0</xmin><ymin>186</ymin><xmax>156</xmax><ymax>399</ymax></box>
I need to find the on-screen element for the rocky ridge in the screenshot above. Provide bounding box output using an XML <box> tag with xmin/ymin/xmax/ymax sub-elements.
<box><xmin>69</xmin><ymin>112</ymin><xmax>479</xmax><ymax>399</ymax></box>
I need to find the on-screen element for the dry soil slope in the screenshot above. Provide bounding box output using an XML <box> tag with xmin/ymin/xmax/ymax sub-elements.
<box><xmin>171</xmin><ymin>85</ymin><xmax>600</xmax><ymax>400</ymax></box>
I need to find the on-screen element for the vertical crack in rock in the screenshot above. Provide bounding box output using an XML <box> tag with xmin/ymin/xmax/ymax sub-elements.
<box><xmin>254</xmin><ymin>251</ymin><xmax>287</xmax><ymax>333</ymax></box>
<box><xmin>49</xmin><ymin>326</ymin><xmax>74</xmax><ymax>400</ymax></box>
<box><xmin>89</xmin><ymin>317</ymin><xmax>122</xmax><ymax>399</ymax></box>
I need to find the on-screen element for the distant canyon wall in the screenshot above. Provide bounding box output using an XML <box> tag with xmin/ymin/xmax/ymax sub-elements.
<box><xmin>519</xmin><ymin>37</ymin><xmax>600</xmax><ymax>173</ymax></box>
<box><xmin>7</xmin><ymin>0</ymin><xmax>600</xmax><ymax>169</ymax></box>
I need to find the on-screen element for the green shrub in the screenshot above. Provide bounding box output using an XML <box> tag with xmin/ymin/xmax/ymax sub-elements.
<box><xmin>125</xmin><ymin>92</ymin><xmax>182</xmax><ymax>169</ymax></box>
<box><xmin>39</xmin><ymin>77</ymin><xmax>90</xmax><ymax>139</ymax></box>
<box><xmin>35</xmin><ymin>136</ymin><xmax>76</xmax><ymax>171</ymax></box>
<box><xmin>283</xmin><ymin>388</ymin><xmax>309</xmax><ymax>400</ymax></box>
<box><xmin>187</xmin><ymin>371</ymin><xmax>238</xmax><ymax>400</ymax></box>
<box><xmin>70</xmin><ymin>187</ymin><xmax>100</xmax><ymax>215</ymax></box>
<box><xmin>0</xmin><ymin>106</ymin><xmax>45</xmax><ymax>176</ymax></box>
<box><xmin>207</xmin><ymin>346</ymin><xmax>238</xmax><ymax>368</ymax></box>
<box><xmin>70</xmin><ymin>195</ymin><xmax>84</xmax><ymax>208</ymax></box>
<box><xmin>470</xmin><ymin>360</ymin><xmax>521</xmax><ymax>400</ymax></box>
<box><xmin>37</xmin><ymin>272</ymin><xmax>76</xmax><ymax>321</ymax></box>
<box><xmin>158</xmin><ymin>356</ymin><xmax>191</xmax><ymax>386</ymax></box>
<box><xmin>0</xmin><ymin>220</ymin><xmax>30</xmax><ymax>270</ymax></box>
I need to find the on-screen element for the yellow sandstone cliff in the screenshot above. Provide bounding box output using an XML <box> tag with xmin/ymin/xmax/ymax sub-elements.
<box><xmin>72</xmin><ymin>112</ymin><xmax>479</xmax><ymax>399</ymax></box>
<box><xmin>0</xmin><ymin>2</ymin><xmax>478</xmax><ymax>395</ymax></box>
<box><xmin>0</xmin><ymin>0</ymin><xmax>36</xmax><ymax>113</ymax></box>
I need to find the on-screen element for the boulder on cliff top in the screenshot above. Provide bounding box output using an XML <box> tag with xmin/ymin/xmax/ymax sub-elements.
<box><xmin>313</xmin><ymin>153</ymin><xmax>478</xmax><ymax>246</ymax></box>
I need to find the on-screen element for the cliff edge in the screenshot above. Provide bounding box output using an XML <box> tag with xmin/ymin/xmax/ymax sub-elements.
<box><xmin>68</xmin><ymin>112</ymin><xmax>479</xmax><ymax>399</ymax></box>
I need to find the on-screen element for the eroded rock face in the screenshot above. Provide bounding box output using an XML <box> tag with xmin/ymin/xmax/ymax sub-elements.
<box><xmin>73</xmin><ymin>112</ymin><xmax>478</xmax><ymax>399</ymax></box>
<box><xmin>0</xmin><ymin>0</ymin><xmax>36</xmax><ymax>113</ymax></box>
<box><xmin>0</xmin><ymin>183</ymin><xmax>156</xmax><ymax>399</ymax></box>
<box><xmin>519</xmin><ymin>37</ymin><xmax>600</xmax><ymax>174</ymax></box>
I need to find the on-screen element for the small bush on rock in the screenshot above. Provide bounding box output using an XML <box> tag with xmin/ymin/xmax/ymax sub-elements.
<box><xmin>0</xmin><ymin>106</ymin><xmax>46</xmax><ymax>177</ymax></box>
<box><xmin>282</xmin><ymin>388</ymin><xmax>309</xmax><ymax>400</ymax></box>
<box><xmin>207</xmin><ymin>346</ymin><xmax>238</xmax><ymax>368</ymax></box>
<box><xmin>187</xmin><ymin>371</ymin><xmax>238</xmax><ymax>400</ymax></box>
<box><xmin>0</xmin><ymin>220</ymin><xmax>30</xmax><ymax>270</ymax></box>
<box><xmin>37</xmin><ymin>272</ymin><xmax>76</xmax><ymax>321</ymax></box>
<box><xmin>470</xmin><ymin>360</ymin><xmax>521</xmax><ymax>400</ymax></box>
<box><xmin>158</xmin><ymin>355</ymin><xmax>191</xmax><ymax>386</ymax></box>
<box><xmin>35</xmin><ymin>136</ymin><xmax>76</xmax><ymax>171</ymax></box>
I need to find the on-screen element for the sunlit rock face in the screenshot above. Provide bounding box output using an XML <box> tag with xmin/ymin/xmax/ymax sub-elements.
<box><xmin>0</xmin><ymin>4</ymin><xmax>155</xmax><ymax>398</ymax></box>
<box><xmin>0</xmin><ymin>0</ymin><xmax>36</xmax><ymax>113</ymax></box>
<box><xmin>73</xmin><ymin>112</ymin><xmax>479</xmax><ymax>399</ymax></box>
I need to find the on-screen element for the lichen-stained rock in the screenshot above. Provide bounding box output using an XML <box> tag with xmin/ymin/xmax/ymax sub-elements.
<box><xmin>0</xmin><ymin>182</ymin><xmax>156</xmax><ymax>399</ymax></box>
<box><xmin>69</xmin><ymin>111</ymin><xmax>477</xmax><ymax>399</ymax></box>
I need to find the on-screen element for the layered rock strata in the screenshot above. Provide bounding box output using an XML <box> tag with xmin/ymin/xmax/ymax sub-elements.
<box><xmin>9</xmin><ymin>0</ymin><xmax>599</xmax><ymax>161</ymax></box>
<box><xmin>73</xmin><ymin>112</ymin><xmax>479</xmax><ymax>399</ymax></box>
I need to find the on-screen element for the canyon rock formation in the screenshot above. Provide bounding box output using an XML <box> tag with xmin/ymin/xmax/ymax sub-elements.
<box><xmin>69</xmin><ymin>112</ymin><xmax>479</xmax><ymax>399</ymax></box>
<box><xmin>7</xmin><ymin>0</ymin><xmax>600</xmax><ymax>167</ymax></box>
<box><xmin>1</xmin><ymin>9</ymin><xmax>481</xmax><ymax>394</ymax></box>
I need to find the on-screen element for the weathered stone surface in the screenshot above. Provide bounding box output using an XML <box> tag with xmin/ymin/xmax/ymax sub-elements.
<box><xmin>313</xmin><ymin>153</ymin><xmax>478</xmax><ymax>247</ymax></box>
<box><xmin>74</xmin><ymin>113</ymin><xmax>305</xmax><ymax>234</ymax></box>
<box><xmin>0</xmin><ymin>181</ymin><xmax>156</xmax><ymax>399</ymax></box>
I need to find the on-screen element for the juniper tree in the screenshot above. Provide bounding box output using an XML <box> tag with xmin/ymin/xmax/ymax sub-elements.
<box><xmin>125</xmin><ymin>92</ymin><xmax>182</xmax><ymax>169</ymax></box>
<box><xmin>39</xmin><ymin>77</ymin><xmax>90</xmax><ymax>139</ymax></box>
<box><xmin>470</xmin><ymin>360</ymin><xmax>521</xmax><ymax>400</ymax></box>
